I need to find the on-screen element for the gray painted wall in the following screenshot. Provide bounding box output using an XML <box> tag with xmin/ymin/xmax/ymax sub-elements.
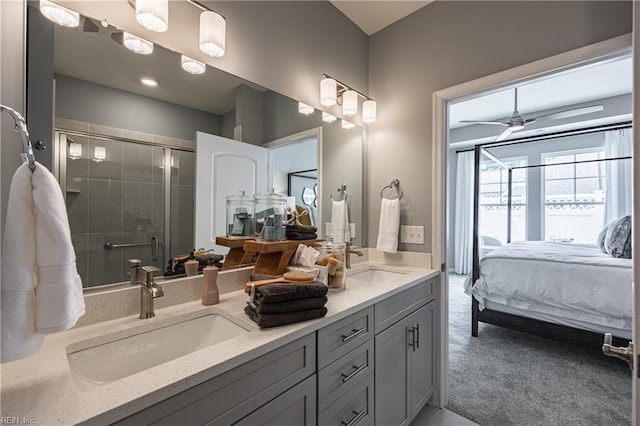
<box><xmin>55</xmin><ymin>74</ymin><xmax>222</xmax><ymax>141</ymax></box>
<box><xmin>367</xmin><ymin>0</ymin><xmax>632</xmax><ymax>254</ymax></box>
<box><xmin>235</xmin><ymin>84</ymin><xmax>264</xmax><ymax>146</ymax></box>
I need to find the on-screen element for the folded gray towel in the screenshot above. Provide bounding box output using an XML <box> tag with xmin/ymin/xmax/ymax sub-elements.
<box><xmin>253</xmin><ymin>282</ymin><xmax>328</xmax><ymax>303</ymax></box>
<box><xmin>244</xmin><ymin>305</ymin><xmax>327</xmax><ymax>328</ymax></box>
<box><xmin>249</xmin><ymin>296</ymin><xmax>327</xmax><ymax>314</ymax></box>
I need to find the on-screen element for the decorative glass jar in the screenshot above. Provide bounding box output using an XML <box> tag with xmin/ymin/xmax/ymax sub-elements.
<box><xmin>253</xmin><ymin>188</ymin><xmax>287</xmax><ymax>241</ymax></box>
<box><xmin>314</xmin><ymin>238</ymin><xmax>346</xmax><ymax>290</ymax></box>
<box><xmin>226</xmin><ymin>190</ymin><xmax>254</xmax><ymax>237</ymax></box>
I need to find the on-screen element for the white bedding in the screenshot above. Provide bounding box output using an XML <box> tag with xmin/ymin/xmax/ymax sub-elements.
<box><xmin>465</xmin><ymin>241</ymin><xmax>633</xmax><ymax>333</ymax></box>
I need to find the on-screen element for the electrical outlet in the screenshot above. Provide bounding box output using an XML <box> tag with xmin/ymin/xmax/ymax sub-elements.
<box><xmin>400</xmin><ymin>225</ymin><xmax>425</xmax><ymax>244</ymax></box>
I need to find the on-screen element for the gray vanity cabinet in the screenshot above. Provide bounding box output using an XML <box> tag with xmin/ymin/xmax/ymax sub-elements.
<box><xmin>374</xmin><ymin>278</ymin><xmax>436</xmax><ymax>426</ymax></box>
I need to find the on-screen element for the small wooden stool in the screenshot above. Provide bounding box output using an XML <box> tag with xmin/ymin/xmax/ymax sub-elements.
<box><xmin>243</xmin><ymin>239</ymin><xmax>319</xmax><ymax>276</ymax></box>
<box><xmin>216</xmin><ymin>236</ymin><xmax>256</xmax><ymax>269</ymax></box>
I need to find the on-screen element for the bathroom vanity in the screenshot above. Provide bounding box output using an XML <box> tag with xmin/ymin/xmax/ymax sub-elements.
<box><xmin>0</xmin><ymin>252</ymin><xmax>439</xmax><ymax>425</ymax></box>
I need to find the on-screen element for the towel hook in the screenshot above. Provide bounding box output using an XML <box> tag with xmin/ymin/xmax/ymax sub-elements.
<box><xmin>380</xmin><ymin>178</ymin><xmax>403</xmax><ymax>200</ymax></box>
<box><xmin>0</xmin><ymin>104</ymin><xmax>36</xmax><ymax>172</ymax></box>
<box><xmin>331</xmin><ymin>183</ymin><xmax>348</xmax><ymax>201</ymax></box>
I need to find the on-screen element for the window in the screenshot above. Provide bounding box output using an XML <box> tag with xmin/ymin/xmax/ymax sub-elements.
<box><xmin>478</xmin><ymin>157</ymin><xmax>527</xmax><ymax>245</ymax></box>
<box><xmin>542</xmin><ymin>149</ymin><xmax>605</xmax><ymax>243</ymax></box>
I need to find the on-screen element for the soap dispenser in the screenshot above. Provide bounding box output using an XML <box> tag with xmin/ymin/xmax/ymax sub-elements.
<box><xmin>202</xmin><ymin>257</ymin><xmax>220</xmax><ymax>305</ymax></box>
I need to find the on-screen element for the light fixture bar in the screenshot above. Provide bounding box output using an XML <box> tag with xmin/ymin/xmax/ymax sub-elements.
<box><xmin>322</xmin><ymin>73</ymin><xmax>374</xmax><ymax>102</ymax></box>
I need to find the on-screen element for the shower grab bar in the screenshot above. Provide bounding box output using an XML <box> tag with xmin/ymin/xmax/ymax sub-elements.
<box><xmin>104</xmin><ymin>237</ymin><xmax>161</xmax><ymax>261</ymax></box>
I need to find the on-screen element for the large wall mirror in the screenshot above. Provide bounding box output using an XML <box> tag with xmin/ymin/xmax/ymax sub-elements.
<box><xmin>26</xmin><ymin>2</ymin><xmax>363</xmax><ymax>289</ymax></box>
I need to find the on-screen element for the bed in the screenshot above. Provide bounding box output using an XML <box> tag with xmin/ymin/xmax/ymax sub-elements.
<box><xmin>466</xmin><ymin>240</ymin><xmax>633</xmax><ymax>345</ymax></box>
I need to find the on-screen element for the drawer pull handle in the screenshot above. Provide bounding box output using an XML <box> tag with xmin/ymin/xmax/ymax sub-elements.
<box><xmin>341</xmin><ymin>327</ymin><xmax>366</xmax><ymax>343</ymax></box>
<box><xmin>408</xmin><ymin>327</ymin><xmax>415</xmax><ymax>351</ymax></box>
<box><xmin>341</xmin><ymin>409</ymin><xmax>366</xmax><ymax>426</ymax></box>
<box><xmin>341</xmin><ymin>364</ymin><xmax>366</xmax><ymax>383</ymax></box>
<box><xmin>415</xmin><ymin>323</ymin><xmax>420</xmax><ymax>349</ymax></box>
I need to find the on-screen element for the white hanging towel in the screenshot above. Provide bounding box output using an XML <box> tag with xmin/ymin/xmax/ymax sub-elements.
<box><xmin>330</xmin><ymin>198</ymin><xmax>351</xmax><ymax>243</ymax></box>
<box><xmin>1</xmin><ymin>162</ymin><xmax>85</xmax><ymax>363</ymax></box>
<box><xmin>376</xmin><ymin>198</ymin><xmax>400</xmax><ymax>254</ymax></box>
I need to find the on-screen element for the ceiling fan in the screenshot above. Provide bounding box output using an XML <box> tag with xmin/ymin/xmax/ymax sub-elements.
<box><xmin>460</xmin><ymin>87</ymin><xmax>605</xmax><ymax>142</ymax></box>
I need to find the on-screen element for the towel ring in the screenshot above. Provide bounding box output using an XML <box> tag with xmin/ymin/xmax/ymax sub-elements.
<box><xmin>380</xmin><ymin>178</ymin><xmax>403</xmax><ymax>200</ymax></box>
<box><xmin>331</xmin><ymin>183</ymin><xmax>348</xmax><ymax>201</ymax></box>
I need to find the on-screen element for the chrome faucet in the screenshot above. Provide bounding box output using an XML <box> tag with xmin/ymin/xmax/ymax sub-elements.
<box><xmin>345</xmin><ymin>242</ymin><xmax>364</xmax><ymax>269</ymax></box>
<box><xmin>139</xmin><ymin>265</ymin><xmax>164</xmax><ymax>319</ymax></box>
<box><xmin>127</xmin><ymin>258</ymin><xmax>143</xmax><ymax>285</ymax></box>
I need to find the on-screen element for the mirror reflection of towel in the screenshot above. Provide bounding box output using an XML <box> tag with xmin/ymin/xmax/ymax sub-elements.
<box><xmin>376</xmin><ymin>198</ymin><xmax>400</xmax><ymax>254</ymax></box>
<box><xmin>330</xmin><ymin>199</ymin><xmax>350</xmax><ymax>243</ymax></box>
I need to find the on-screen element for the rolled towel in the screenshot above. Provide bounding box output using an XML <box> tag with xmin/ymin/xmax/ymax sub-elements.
<box><xmin>244</xmin><ymin>305</ymin><xmax>327</xmax><ymax>328</ymax></box>
<box><xmin>249</xmin><ymin>296</ymin><xmax>327</xmax><ymax>314</ymax></box>
<box><xmin>253</xmin><ymin>282</ymin><xmax>328</xmax><ymax>303</ymax></box>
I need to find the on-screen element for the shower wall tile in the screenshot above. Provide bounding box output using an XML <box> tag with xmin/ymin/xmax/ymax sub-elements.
<box><xmin>179</xmin><ymin>151</ymin><xmax>195</xmax><ymax>185</ymax></box>
<box><xmin>88</xmin><ymin>178</ymin><xmax>123</xmax><ymax>234</ymax></box>
<box><xmin>123</xmin><ymin>130</ymin><xmax>153</xmax><ymax>143</ymax></box>
<box><xmin>152</xmin><ymin>182</ymin><xmax>164</xmax><ymax>232</ymax></box>
<box><xmin>66</xmin><ymin>178</ymin><xmax>88</xmax><ymax>235</ymax></box>
<box><xmin>123</xmin><ymin>143</ymin><xmax>154</xmax><ymax>183</ymax></box>
<box><xmin>178</xmin><ymin>184</ymin><xmax>194</xmax><ymax>231</ymax></box>
<box><xmin>151</xmin><ymin>147</ymin><xmax>165</xmax><ymax>183</ymax></box>
<box><xmin>88</xmin><ymin>124</ymin><xmax>123</xmax><ymax>138</ymax></box>
<box><xmin>66</xmin><ymin>135</ymin><xmax>90</xmax><ymax>179</ymax></box>
<box><xmin>123</xmin><ymin>182</ymin><xmax>153</xmax><ymax>233</ymax></box>
<box><xmin>56</xmin><ymin>118</ymin><xmax>89</xmax><ymax>133</ymax></box>
<box><xmin>87</xmin><ymin>233</ymin><xmax>124</xmax><ymax>287</ymax></box>
<box><xmin>179</xmin><ymin>140</ymin><xmax>196</xmax><ymax>150</ymax></box>
<box><xmin>152</xmin><ymin>134</ymin><xmax>180</xmax><ymax>148</ymax></box>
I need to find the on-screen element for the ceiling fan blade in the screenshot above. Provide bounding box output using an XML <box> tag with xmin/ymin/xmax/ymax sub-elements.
<box><xmin>531</xmin><ymin>105</ymin><xmax>604</xmax><ymax>122</ymax></box>
<box><xmin>459</xmin><ymin>120</ymin><xmax>509</xmax><ymax>126</ymax></box>
<box><xmin>495</xmin><ymin>127</ymin><xmax>514</xmax><ymax>142</ymax></box>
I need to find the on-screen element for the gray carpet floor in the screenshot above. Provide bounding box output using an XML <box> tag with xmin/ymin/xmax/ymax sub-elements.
<box><xmin>446</xmin><ymin>274</ymin><xmax>632</xmax><ymax>426</ymax></box>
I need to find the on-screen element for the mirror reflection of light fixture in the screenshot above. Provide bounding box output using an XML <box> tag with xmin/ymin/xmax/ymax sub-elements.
<box><xmin>135</xmin><ymin>0</ymin><xmax>168</xmax><ymax>32</ymax></box>
<box><xmin>320</xmin><ymin>73</ymin><xmax>377</xmax><ymax>124</ymax></box>
<box><xmin>341</xmin><ymin>120</ymin><xmax>355</xmax><ymax>130</ymax></box>
<box><xmin>298</xmin><ymin>102</ymin><xmax>314</xmax><ymax>116</ymax></box>
<box><xmin>181</xmin><ymin>55</ymin><xmax>206</xmax><ymax>75</ymax></box>
<box><xmin>140</xmin><ymin>77</ymin><xmax>158</xmax><ymax>86</ymax></box>
<box><xmin>322</xmin><ymin>112</ymin><xmax>337</xmax><ymax>123</ymax></box>
<box><xmin>123</xmin><ymin>32</ymin><xmax>154</xmax><ymax>55</ymax></box>
<box><xmin>68</xmin><ymin>141</ymin><xmax>82</xmax><ymax>160</ymax></box>
<box><xmin>199</xmin><ymin>10</ymin><xmax>226</xmax><ymax>58</ymax></box>
<box><xmin>39</xmin><ymin>0</ymin><xmax>79</xmax><ymax>27</ymax></box>
<box><xmin>320</xmin><ymin>77</ymin><xmax>337</xmax><ymax>107</ymax></box>
<box><xmin>93</xmin><ymin>146</ymin><xmax>106</xmax><ymax>163</ymax></box>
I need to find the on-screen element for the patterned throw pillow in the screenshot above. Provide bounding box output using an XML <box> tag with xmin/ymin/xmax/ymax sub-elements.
<box><xmin>604</xmin><ymin>215</ymin><xmax>632</xmax><ymax>259</ymax></box>
<box><xmin>597</xmin><ymin>223</ymin><xmax>610</xmax><ymax>254</ymax></box>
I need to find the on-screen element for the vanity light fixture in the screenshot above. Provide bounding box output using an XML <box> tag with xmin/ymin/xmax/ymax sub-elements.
<box><xmin>341</xmin><ymin>120</ymin><xmax>355</xmax><ymax>130</ymax></box>
<box><xmin>135</xmin><ymin>0</ymin><xmax>169</xmax><ymax>32</ymax></box>
<box><xmin>199</xmin><ymin>10</ymin><xmax>226</xmax><ymax>58</ymax></box>
<box><xmin>322</xmin><ymin>112</ymin><xmax>337</xmax><ymax>123</ymax></box>
<box><xmin>68</xmin><ymin>141</ymin><xmax>82</xmax><ymax>160</ymax></box>
<box><xmin>181</xmin><ymin>55</ymin><xmax>206</xmax><ymax>74</ymax></box>
<box><xmin>93</xmin><ymin>146</ymin><xmax>106</xmax><ymax>163</ymax></box>
<box><xmin>298</xmin><ymin>102</ymin><xmax>314</xmax><ymax>116</ymax></box>
<box><xmin>123</xmin><ymin>32</ymin><xmax>154</xmax><ymax>55</ymax></box>
<box><xmin>320</xmin><ymin>73</ymin><xmax>377</xmax><ymax>124</ymax></box>
<box><xmin>140</xmin><ymin>77</ymin><xmax>158</xmax><ymax>87</ymax></box>
<box><xmin>39</xmin><ymin>0</ymin><xmax>80</xmax><ymax>27</ymax></box>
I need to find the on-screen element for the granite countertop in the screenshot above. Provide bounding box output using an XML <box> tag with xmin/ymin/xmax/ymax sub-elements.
<box><xmin>0</xmin><ymin>260</ymin><xmax>438</xmax><ymax>425</ymax></box>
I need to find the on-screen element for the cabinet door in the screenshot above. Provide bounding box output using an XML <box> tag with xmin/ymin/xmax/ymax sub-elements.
<box><xmin>374</xmin><ymin>317</ymin><xmax>410</xmax><ymax>426</ymax></box>
<box><xmin>408</xmin><ymin>301</ymin><xmax>435</xmax><ymax>421</ymax></box>
<box><xmin>233</xmin><ymin>374</ymin><xmax>316</xmax><ymax>426</ymax></box>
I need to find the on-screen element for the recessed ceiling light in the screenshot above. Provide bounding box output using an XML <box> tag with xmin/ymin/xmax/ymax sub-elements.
<box><xmin>140</xmin><ymin>77</ymin><xmax>158</xmax><ymax>87</ymax></box>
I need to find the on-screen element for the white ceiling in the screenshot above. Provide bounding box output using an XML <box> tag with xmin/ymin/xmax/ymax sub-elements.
<box><xmin>330</xmin><ymin>1</ymin><xmax>432</xmax><ymax>35</ymax></box>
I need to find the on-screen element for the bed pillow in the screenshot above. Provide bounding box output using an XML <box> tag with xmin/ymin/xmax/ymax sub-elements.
<box><xmin>597</xmin><ymin>223</ymin><xmax>610</xmax><ymax>254</ymax></box>
<box><xmin>604</xmin><ymin>215</ymin><xmax>632</xmax><ymax>259</ymax></box>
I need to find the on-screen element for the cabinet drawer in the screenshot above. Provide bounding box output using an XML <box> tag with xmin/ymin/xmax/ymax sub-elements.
<box><xmin>374</xmin><ymin>278</ymin><xmax>434</xmax><ymax>334</ymax></box>
<box><xmin>317</xmin><ymin>339</ymin><xmax>374</xmax><ymax>411</ymax></box>
<box><xmin>114</xmin><ymin>334</ymin><xmax>315</xmax><ymax>426</ymax></box>
<box><xmin>317</xmin><ymin>306</ymin><xmax>374</xmax><ymax>369</ymax></box>
<box><xmin>318</xmin><ymin>372</ymin><xmax>374</xmax><ymax>426</ymax></box>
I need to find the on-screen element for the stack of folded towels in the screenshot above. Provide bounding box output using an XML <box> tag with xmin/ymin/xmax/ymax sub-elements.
<box><xmin>285</xmin><ymin>224</ymin><xmax>318</xmax><ymax>240</ymax></box>
<box><xmin>245</xmin><ymin>282</ymin><xmax>328</xmax><ymax>328</ymax></box>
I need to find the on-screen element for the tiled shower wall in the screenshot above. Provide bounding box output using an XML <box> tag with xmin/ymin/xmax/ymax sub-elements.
<box><xmin>58</xmin><ymin>119</ymin><xmax>195</xmax><ymax>288</ymax></box>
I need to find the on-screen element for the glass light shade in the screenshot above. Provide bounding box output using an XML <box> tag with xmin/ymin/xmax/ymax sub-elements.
<box><xmin>320</xmin><ymin>78</ymin><xmax>337</xmax><ymax>107</ymax></box>
<box><xmin>322</xmin><ymin>112</ymin><xmax>337</xmax><ymax>123</ymax></box>
<box><xmin>341</xmin><ymin>120</ymin><xmax>355</xmax><ymax>129</ymax></box>
<box><xmin>68</xmin><ymin>142</ymin><xmax>82</xmax><ymax>159</ymax></box>
<box><xmin>298</xmin><ymin>102</ymin><xmax>314</xmax><ymax>116</ymax></box>
<box><xmin>342</xmin><ymin>90</ymin><xmax>358</xmax><ymax>116</ymax></box>
<box><xmin>181</xmin><ymin>55</ymin><xmax>206</xmax><ymax>75</ymax></box>
<box><xmin>123</xmin><ymin>32</ymin><xmax>153</xmax><ymax>55</ymax></box>
<box><xmin>199</xmin><ymin>11</ymin><xmax>226</xmax><ymax>58</ymax></box>
<box><xmin>93</xmin><ymin>146</ymin><xmax>106</xmax><ymax>163</ymax></box>
<box><xmin>362</xmin><ymin>100</ymin><xmax>377</xmax><ymax>124</ymax></box>
<box><xmin>39</xmin><ymin>0</ymin><xmax>79</xmax><ymax>27</ymax></box>
<box><xmin>135</xmin><ymin>0</ymin><xmax>168</xmax><ymax>32</ymax></box>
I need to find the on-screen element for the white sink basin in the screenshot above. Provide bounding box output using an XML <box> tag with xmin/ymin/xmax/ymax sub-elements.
<box><xmin>67</xmin><ymin>313</ymin><xmax>249</xmax><ymax>390</ymax></box>
<box><xmin>349</xmin><ymin>267</ymin><xmax>408</xmax><ymax>283</ymax></box>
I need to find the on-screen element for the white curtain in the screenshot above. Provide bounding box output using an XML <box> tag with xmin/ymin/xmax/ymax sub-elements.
<box><xmin>603</xmin><ymin>128</ymin><xmax>633</xmax><ymax>226</ymax></box>
<box><xmin>453</xmin><ymin>151</ymin><xmax>475</xmax><ymax>274</ymax></box>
